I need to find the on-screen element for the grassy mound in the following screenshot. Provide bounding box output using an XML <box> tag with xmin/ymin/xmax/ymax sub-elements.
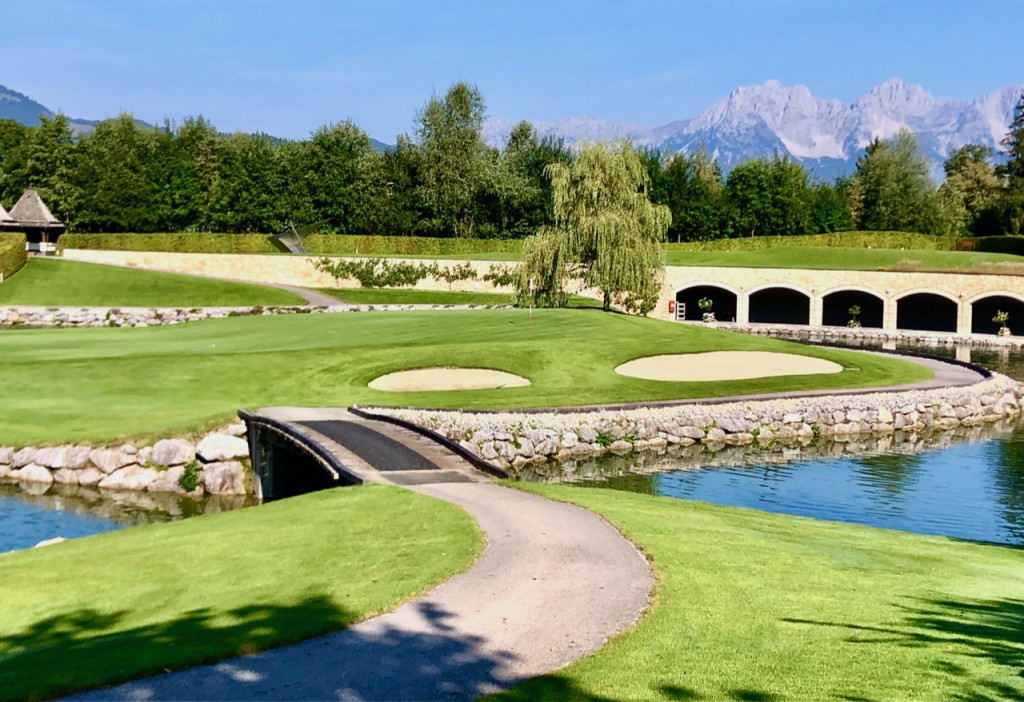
<box><xmin>500</xmin><ymin>485</ymin><xmax>1024</xmax><ymax>701</ymax></box>
<box><xmin>664</xmin><ymin>245</ymin><xmax>1024</xmax><ymax>272</ymax></box>
<box><xmin>0</xmin><ymin>309</ymin><xmax>929</xmax><ymax>445</ymax></box>
<box><xmin>0</xmin><ymin>259</ymin><xmax>305</xmax><ymax>307</ymax></box>
<box><xmin>0</xmin><ymin>484</ymin><xmax>480</xmax><ymax>700</ymax></box>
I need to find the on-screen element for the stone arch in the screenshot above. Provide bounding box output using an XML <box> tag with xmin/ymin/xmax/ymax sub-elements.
<box><xmin>895</xmin><ymin>289</ymin><xmax>959</xmax><ymax>333</ymax></box>
<box><xmin>821</xmin><ymin>287</ymin><xmax>885</xmax><ymax>328</ymax></box>
<box><xmin>748</xmin><ymin>283</ymin><xmax>811</xmax><ymax>325</ymax></box>
<box><xmin>969</xmin><ymin>292</ymin><xmax>1024</xmax><ymax>335</ymax></box>
<box><xmin>673</xmin><ymin>283</ymin><xmax>739</xmax><ymax>322</ymax></box>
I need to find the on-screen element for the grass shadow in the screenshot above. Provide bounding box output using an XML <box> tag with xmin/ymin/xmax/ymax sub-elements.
<box><xmin>783</xmin><ymin>596</ymin><xmax>1024</xmax><ymax>701</ymax></box>
<box><xmin>1</xmin><ymin>595</ymin><xmax>521</xmax><ymax>700</ymax></box>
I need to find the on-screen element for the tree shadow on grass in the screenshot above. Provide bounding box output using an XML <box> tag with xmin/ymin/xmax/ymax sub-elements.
<box><xmin>783</xmin><ymin>596</ymin><xmax>1024</xmax><ymax>701</ymax></box>
<box><xmin>0</xmin><ymin>596</ymin><xmax>522</xmax><ymax>701</ymax></box>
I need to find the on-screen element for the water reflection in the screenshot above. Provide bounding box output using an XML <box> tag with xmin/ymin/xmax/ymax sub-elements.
<box><xmin>517</xmin><ymin>418</ymin><xmax>1024</xmax><ymax>547</ymax></box>
<box><xmin>0</xmin><ymin>481</ymin><xmax>256</xmax><ymax>554</ymax></box>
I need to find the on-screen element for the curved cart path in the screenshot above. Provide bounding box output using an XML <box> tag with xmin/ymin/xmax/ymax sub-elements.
<box><xmin>71</xmin><ymin>483</ymin><xmax>654</xmax><ymax>701</ymax></box>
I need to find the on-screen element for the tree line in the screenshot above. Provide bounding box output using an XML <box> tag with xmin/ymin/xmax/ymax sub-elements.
<box><xmin>1</xmin><ymin>82</ymin><xmax>1022</xmax><ymax>239</ymax></box>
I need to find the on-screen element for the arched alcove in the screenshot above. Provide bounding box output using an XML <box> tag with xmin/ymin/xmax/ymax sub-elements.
<box><xmin>896</xmin><ymin>292</ymin><xmax>958</xmax><ymax>333</ymax></box>
<box><xmin>822</xmin><ymin>289</ymin><xmax>884</xmax><ymax>328</ymax></box>
<box><xmin>749</xmin><ymin>286</ymin><xmax>810</xmax><ymax>325</ymax></box>
<box><xmin>674</xmin><ymin>284</ymin><xmax>738</xmax><ymax>322</ymax></box>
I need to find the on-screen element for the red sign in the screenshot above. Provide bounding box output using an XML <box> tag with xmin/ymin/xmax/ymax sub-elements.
<box><xmin>668</xmin><ymin>300</ymin><xmax>676</xmax><ymax>314</ymax></box>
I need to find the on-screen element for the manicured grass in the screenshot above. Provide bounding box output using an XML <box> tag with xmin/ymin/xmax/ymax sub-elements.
<box><xmin>0</xmin><ymin>258</ymin><xmax>306</xmax><ymax>307</ymax></box>
<box><xmin>314</xmin><ymin>287</ymin><xmax>601</xmax><ymax>308</ymax></box>
<box><xmin>316</xmin><ymin>287</ymin><xmax>517</xmax><ymax>306</ymax></box>
<box><xmin>665</xmin><ymin>245</ymin><xmax>1024</xmax><ymax>273</ymax></box>
<box><xmin>0</xmin><ymin>484</ymin><xmax>480</xmax><ymax>700</ymax></box>
<box><xmin>499</xmin><ymin>484</ymin><xmax>1024</xmax><ymax>701</ymax></box>
<box><xmin>0</xmin><ymin>309</ymin><xmax>930</xmax><ymax>445</ymax></box>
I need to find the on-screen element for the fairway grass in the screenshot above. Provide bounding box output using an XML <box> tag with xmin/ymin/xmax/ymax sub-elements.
<box><xmin>0</xmin><ymin>309</ymin><xmax>930</xmax><ymax>445</ymax></box>
<box><xmin>0</xmin><ymin>484</ymin><xmax>480</xmax><ymax>700</ymax></box>
<box><xmin>500</xmin><ymin>484</ymin><xmax>1024</xmax><ymax>701</ymax></box>
<box><xmin>313</xmin><ymin>287</ymin><xmax>601</xmax><ymax>307</ymax></box>
<box><xmin>0</xmin><ymin>258</ymin><xmax>305</xmax><ymax>307</ymax></box>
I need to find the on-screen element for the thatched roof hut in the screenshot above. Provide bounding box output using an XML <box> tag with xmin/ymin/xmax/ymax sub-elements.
<box><xmin>2</xmin><ymin>189</ymin><xmax>65</xmax><ymax>244</ymax></box>
<box><xmin>0</xmin><ymin>203</ymin><xmax>14</xmax><ymax>225</ymax></box>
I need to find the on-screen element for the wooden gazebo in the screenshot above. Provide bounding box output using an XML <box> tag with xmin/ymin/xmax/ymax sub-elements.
<box><xmin>0</xmin><ymin>189</ymin><xmax>65</xmax><ymax>252</ymax></box>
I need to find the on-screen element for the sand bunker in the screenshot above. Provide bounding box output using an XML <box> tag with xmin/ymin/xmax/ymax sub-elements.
<box><xmin>615</xmin><ymin>351</ymin><xmax>844</xmax><ymax>382</ymax></box>
<box><xmin>369</xmin><ymin>367</ymin><xmax>531</xmax><ymax>392</ymax></box>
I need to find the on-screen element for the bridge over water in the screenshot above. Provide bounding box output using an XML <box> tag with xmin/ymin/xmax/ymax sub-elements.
<box><xmin>239</xmin><ymin>407</ymin><xmax>502</xmax><ymax>500</ymax></box>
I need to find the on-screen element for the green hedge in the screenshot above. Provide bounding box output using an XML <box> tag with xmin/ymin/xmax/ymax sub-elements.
<box><xmin>59</xmin><ymin>233</ymin><xmax>281</xmax><ymax>253</ymax></box>
<box><xmin>302</xmin><ymin>234</ymin><xmax>522</xmax><ymax>256</ymax></box>
<box><xmin>0</xmin><ymin>232</ymin><xmax>27</xmax><ymax>280</ymax></box>
<box><xmin>58</xmin><ymin>233</ymin><xmax>525</xmax><ymax>257</ymax></box>
<box><xmin>956</xmin><ymin>235</ymin><xmax>1024</xmax><ymax>256</ymax></box>
<box><xmin>666</xmin><ymin>231</ymin><xmax>962</xmax><ymax>252</ymax></box>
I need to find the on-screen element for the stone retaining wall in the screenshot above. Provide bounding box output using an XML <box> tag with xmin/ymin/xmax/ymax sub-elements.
<box><xmin>0</xmin><ymin>303</ymin><xmax>508</xmax><ymax>328</ymax></box>
<box><xmin>374</xmin><ymin>373</ymin><xmax>1024</xmax><ymax>473</ymax></box>
<box><xmin>0</xmin><ymin>426</ymin><xmax>253</xmax><ymax>496</ymax></box>
<box><xmin>724</xmin><ymin>322</ymin><xmax>1024</xmax><ymax>349</ymax></box>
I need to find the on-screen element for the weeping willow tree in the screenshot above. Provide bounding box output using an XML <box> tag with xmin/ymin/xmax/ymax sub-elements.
<box><xmin>520</xmin><ymin>141</ymin><xmax>671</xmax><ymax>314</ymax></box>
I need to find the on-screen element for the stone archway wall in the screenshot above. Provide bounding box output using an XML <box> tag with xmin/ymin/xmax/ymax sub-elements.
<box><xmin>660</xmin><ymin>265</ymin><xmax>1024</xmax><ymax>337</ymax></box>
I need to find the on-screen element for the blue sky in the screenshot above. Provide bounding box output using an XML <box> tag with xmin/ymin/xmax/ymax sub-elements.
<box><xmin>2</xmin><ymin>0</ymin><xmax>1020</xmax><ymax>141</ymax></box>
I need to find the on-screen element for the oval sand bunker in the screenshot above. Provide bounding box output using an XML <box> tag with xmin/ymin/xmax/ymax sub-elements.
<box><xmin>369</xmin><ymin>367</ymin><xmax>531</xmax><ymax>392</ymax></box>
<box><xmin>615</xmin><ymin>351</ymin><xmax>844</xmax><ymax>382</ymax></box>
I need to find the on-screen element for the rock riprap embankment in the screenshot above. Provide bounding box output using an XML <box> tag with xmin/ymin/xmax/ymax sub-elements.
<box><xmin>0</xmin><ymin>425</ymin><xmax>251</xmax><ymax>496</ymax></box>
<box><xmin>0</xmin><ymin>303</ymin><xmax>511</xmax><ymax>328</ymax></box>
<box><xmin>373</xmin><ymin>374</ymin><xmax>1024</xmax><ymax>472</ymax></box>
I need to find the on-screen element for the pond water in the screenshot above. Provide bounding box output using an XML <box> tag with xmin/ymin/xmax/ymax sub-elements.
<box><xmin>0</xmin><ymin>481</ymin><xmax>255</xmax><ymax>554</ymax></box>
<box><xmin>517</xmin><ymin>341</ymin><xmax>1024</xmax><ymax>548</ymax></box>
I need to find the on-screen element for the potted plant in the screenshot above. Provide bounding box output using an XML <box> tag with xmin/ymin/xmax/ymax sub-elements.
<box><xmin>847</xmin><ymin>304</ymin><xmax>862</xmax><ymax>328</ymax></box>
<box><xmin>698</xmin><ymin>297</ymin><xmax>716</xmax><ymax>323</ymax></box>
<box><xmin>993</xmin><ymin>310</ymin><xmax>1011</xmax><ymax>336</ymax></box>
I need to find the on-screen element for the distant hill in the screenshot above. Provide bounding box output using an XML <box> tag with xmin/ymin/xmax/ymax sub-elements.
<box><xmin>483</xmin><ymin>79</ymin><xmax>1024</xmax><ymax>180</ymax></box>
<box><xmin>0</xmin><ymin>83</ymin><xmax>97</xmax><ymax>133</ymax></box>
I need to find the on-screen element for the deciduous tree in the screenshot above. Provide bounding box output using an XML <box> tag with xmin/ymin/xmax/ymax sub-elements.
<box><xmin>520</xmin><ymin>141</ymin><xmax>671</xmax><ymax>314</ymax></box>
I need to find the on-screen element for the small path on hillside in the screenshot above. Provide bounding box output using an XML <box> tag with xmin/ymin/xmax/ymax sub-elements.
<box><xmin>71</xmin><ymin>483</ymin><xmax>654</xmax><ymax>701</ymax></box>
<box><xmin>265</xmin><ymin>283</ymin><xmax>344</xmax><ymax>307</ymax></box>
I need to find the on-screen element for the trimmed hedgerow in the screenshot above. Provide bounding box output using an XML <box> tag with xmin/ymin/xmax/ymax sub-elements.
<box><xmin>666</xmin><ymin>231</ymin><xmax>962</xmax><ymax>253</ymax></box>
<box><xmin>57</xmin><ymin>232</ymin><xmax>525</xmax><ymax>257</ymax></box>
<box><xmin>0</xmin><ymin>232</ymin><xmax>27</xmax><ymax>279</ymax></box>
<box><xmin>59</xmin><ymin>233</ymin><xmax>280</xmax><ymax>254</ymax></box>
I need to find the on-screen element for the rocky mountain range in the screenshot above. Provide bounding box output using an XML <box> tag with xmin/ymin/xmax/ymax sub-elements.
<box><xmin>484</xmin><ymin>79</ymin><xmax>1024</xmax><ymax>180</ymax></box>
<box><xmin>3</xmin><ymin>78</ymin><xmax>1022</xmax><ymax>180</ymax></box>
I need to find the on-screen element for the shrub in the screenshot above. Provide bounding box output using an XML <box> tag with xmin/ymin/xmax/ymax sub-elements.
<box><xmin>665</xmin><ymin>231</ymin><xmax>961</xmax><ymax>253</ymax></box>
<box><xmin>177</xmin><ymin>460</ymin><xmax>202</xmax><ymax>492</ymax></box>
<box><xmin>0</xmin><ymin>232</ymin><xmax>27</xmax><ymax>280</ymax></box>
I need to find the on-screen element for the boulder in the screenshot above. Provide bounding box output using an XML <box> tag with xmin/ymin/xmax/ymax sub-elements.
<box><xmin>0</xmin><ymin>446</ymin><xmax>13</xmax><ymax>465</ymax></box>
<box><xmin>559</xmin><ymin>432</ymin><xmax>578</xmax><ymax>449</ymax></box>
<box><xmin>678</xmin><ymin>425</ymin><xmax>704</xmax><ymax>440</ymax></box>
<box><xmin>151</xmin><ymin>439</ymin><xmax>195</xmax><ymax>467</ymax></box>
<box><xmin>718</xmin><ymin>416</ymin><xmax>750</xmax><ymax>434</ymax></box>
<box><xmin>32</xmin><ymin>447</ymin><xmax>66</xmax><ymax>469</ymax></box>
<box><xmin>147</xmin><ymin>465</ymin><xmax>187</xmax><ymax>494</ymax></box>
<box><xmin>52</xmin><ymin>468</ymin><xmax>80</xmax><ymax>485</ymax></box>
<box><xmin>480</xmin><ymin>442</ymin><xmax>499</xmax><ymax>460</ymax></box>
<box><xmin>201</xmin><ymin>461</ymin><xmax>247</xmax><ymax>495</ymax></box>
<box><xmin>196</xmin><ymin>433</ymin><xmax>249</xmax><ymax>462</ymax></box>
<box><xmin>120</xmin><ymin>444</ymin><xmax>139</xmax><ymax>456</ymax></box>
<box><xmin>225</xmin><ymin>422</ymin><xmax>247</xmax><ymax>437</ymax></box>
<box><xmin>100</xmin><ymin>466</ymin><xmax>161</xmax><ymax>491</ymax></box>
<box><xmin>577</xmin><ymin>426</ymin><xmax>597</xmax><ymax>443</ymax></box>
<box><xmin>608</xmin><ymin>440</ymin><xmax>633</xmax><ymax>454</ymax></box>
<box><xmin>705</xmin><ymin>427</ymin><xmax>727</xmax><ymax>441</ymax></box>
<box><xmin>12</xmin><ymin>447</ymin><xmax>37</xmax><ymax>468</ymax></box>
<box><xmin>89</xmin><ymin>448</ymin><xmax>135</xmax><ymax>474</ymax></box>
<box><xmin>77</xmin><ymin>468</ymin><xmax>106</xmax><ymax>486</ymax></box>
<box><xmin>877</xmin><ymin>406</ymin><xmax>894</xmax><ymax>424</ymax></box>
<box><xmin>64</xmin><ymin>446</ymin><xmax>92</xmax><ymax>469</ymax></box>
<box><xmin>516</xmin><ymin>437</ymin><xmax>535</xmax><ymax>458</ymax></box>
<box><xmin>18</xmin><ymin>464</ymin><xmax>54</xmax><ymax>484</ymax></box>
